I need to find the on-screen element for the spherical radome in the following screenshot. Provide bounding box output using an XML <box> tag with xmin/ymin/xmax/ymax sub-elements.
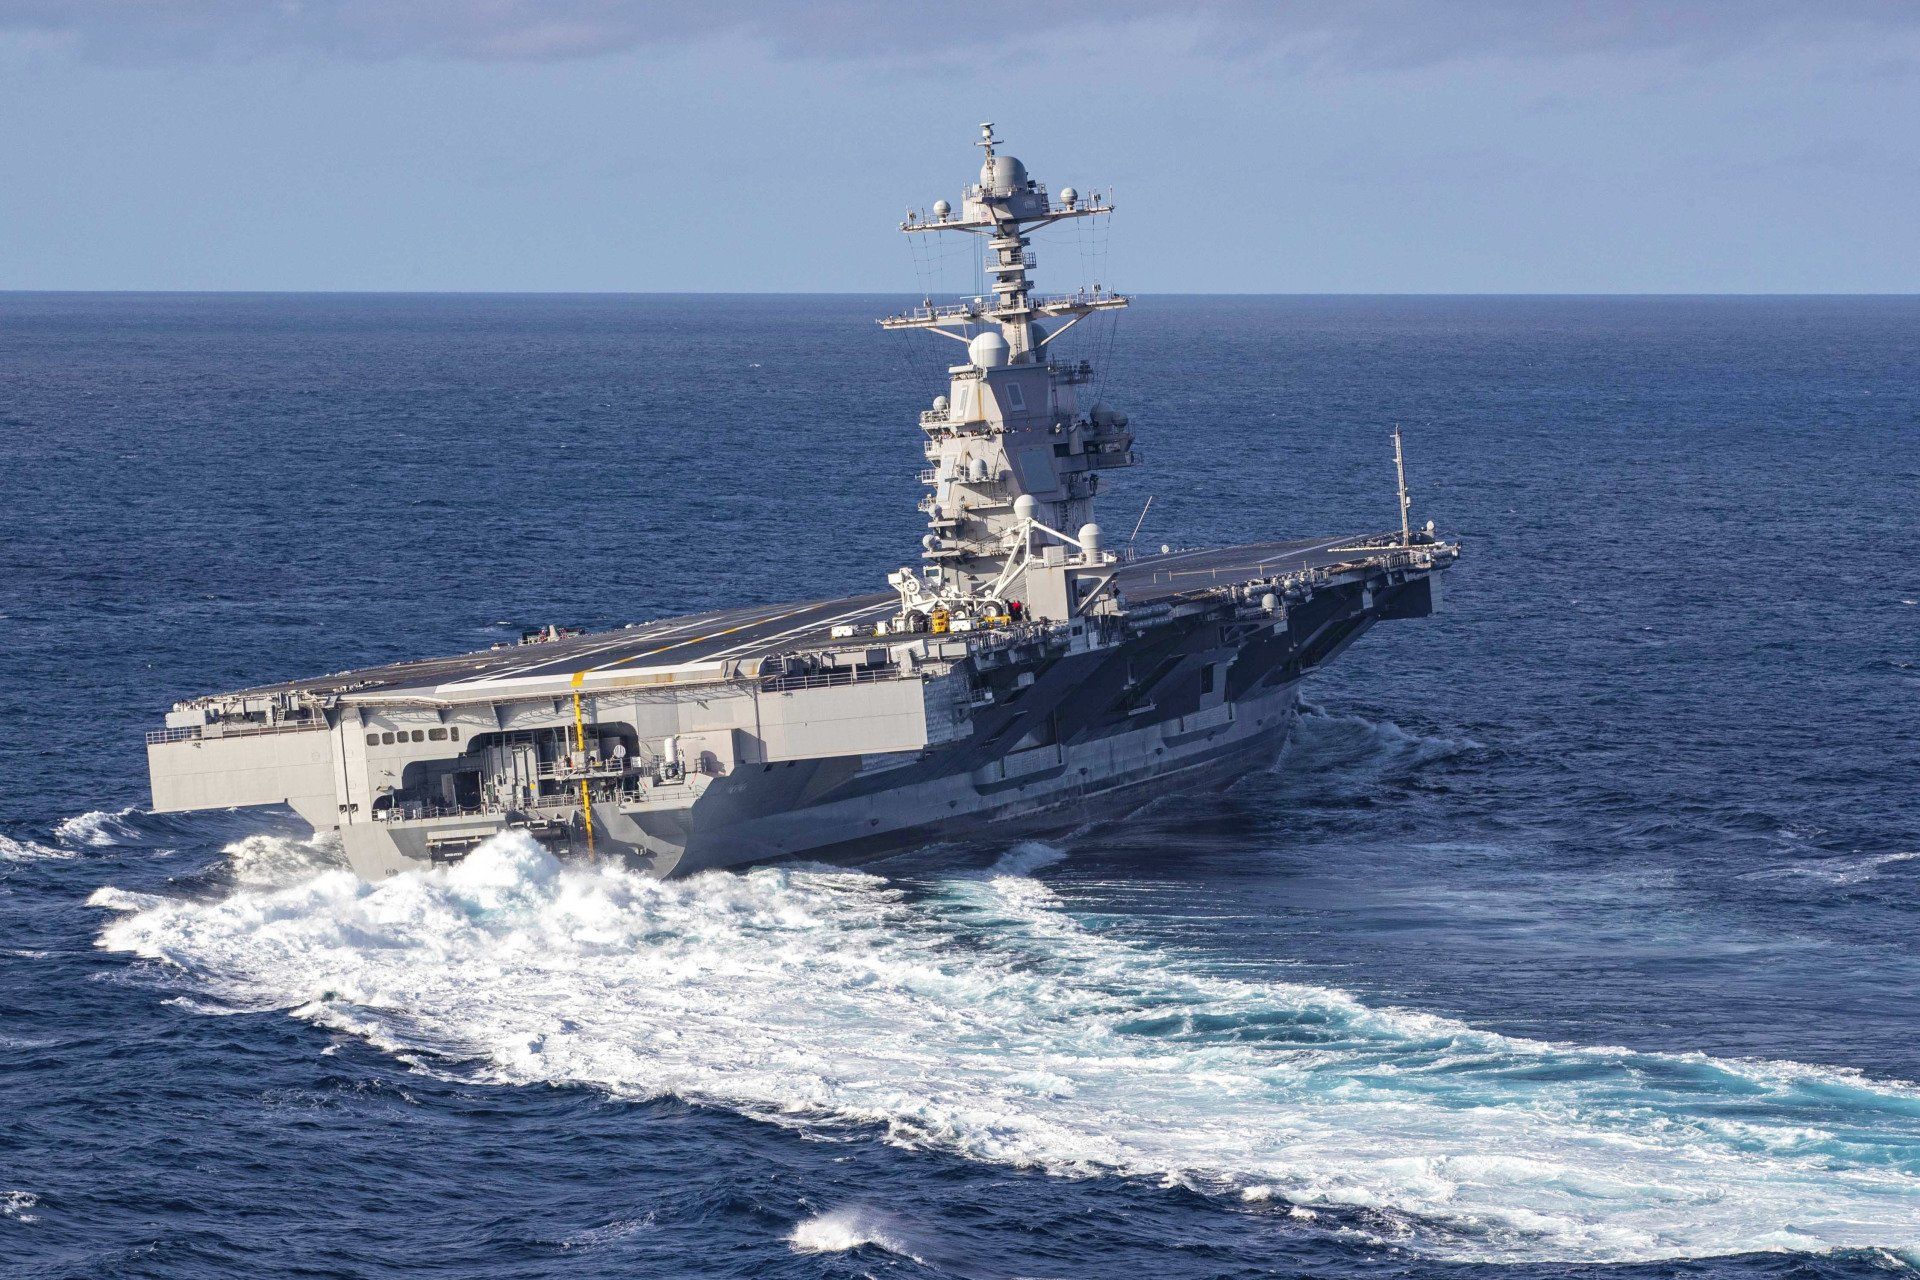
<box><xmin>968</xmin><ymin>330</ymin><xmax>1010</xmax><ymax>369</ymax></box>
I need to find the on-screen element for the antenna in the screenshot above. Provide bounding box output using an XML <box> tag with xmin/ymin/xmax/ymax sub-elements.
<box><xmin>1392</xmin><ymin>424</ymin><xmax>1412</xmax><ymax>546</ymax></box>
<box><xmin>1128</xmin><ymin>495</ymin><xmax>1155</xmax><ymax>552</ymax></box>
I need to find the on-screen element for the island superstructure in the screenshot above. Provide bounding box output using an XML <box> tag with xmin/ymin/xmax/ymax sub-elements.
<box><xmin>145</xmin><ymin>125</ymin><xmax>1459</xmax><ymax>879</ymax></box>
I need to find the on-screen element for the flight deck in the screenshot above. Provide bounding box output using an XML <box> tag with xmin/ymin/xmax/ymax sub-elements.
<box><xmin>219</xmin><ymin>535</ymin><xmax>1393</xmax><ymax>704</ymax></box>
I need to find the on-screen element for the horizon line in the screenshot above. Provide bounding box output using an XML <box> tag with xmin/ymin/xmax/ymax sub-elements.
<box><xmin>4</xmin><ymin>289</ymin><xmax>1919</xmax><ymax>299</ymax></box>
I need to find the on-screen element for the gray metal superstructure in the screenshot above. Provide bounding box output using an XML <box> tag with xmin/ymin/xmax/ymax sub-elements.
<box><xmin>145</xmin><ymin>126</ymin><xmax>1459</xmax><ymax>879</ymax></box>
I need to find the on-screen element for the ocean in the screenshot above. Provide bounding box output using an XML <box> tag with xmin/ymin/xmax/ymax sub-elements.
<box><xmin>2</xmin><ymin>292</ymin><xmax>1917</xmax><ymax>1278</ymax></box>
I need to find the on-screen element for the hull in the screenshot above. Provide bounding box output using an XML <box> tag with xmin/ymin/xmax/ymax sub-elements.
<box><xmin>335</xmin><ymin>682</ymin><xmax>1298</xmax><ymax>880</ymax></box>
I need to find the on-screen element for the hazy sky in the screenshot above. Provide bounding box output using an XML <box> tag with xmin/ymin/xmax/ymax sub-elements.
<box><xmin>2</xmin><ymin>2</ymin><xmax>1916</xmax><ymax>292</ymax></box>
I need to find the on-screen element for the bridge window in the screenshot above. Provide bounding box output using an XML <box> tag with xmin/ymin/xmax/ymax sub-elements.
<box><xmin>411</xmin><ymin>730</ymin><xmax>426</xmax><ymax>742</ymax></box>
<box><xmin>382</xmin><ymin>732</ymin><xmax>396</xmax><ymax>745</ymax></box>
<box><xmin>428</xmin><ymin>728</ymin><xmax>448</xmax><ymax>741</ymax></box>
<box><xmin>366</xmin><ymin>733</ymin><xmax>380</xmax><ymax>746</ymax></box>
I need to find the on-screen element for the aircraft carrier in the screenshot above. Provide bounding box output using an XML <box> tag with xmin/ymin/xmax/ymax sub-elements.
<box><xmin>145</xmin><ymin>125</ymin><xmax>1459</xmax><ymax>880</ymax></box>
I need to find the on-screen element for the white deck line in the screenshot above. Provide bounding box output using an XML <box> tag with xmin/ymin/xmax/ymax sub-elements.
<box><xmin>1251</xmin><ymin>536</ymin><xmax>1346</xmax><ymax>567</ymax></box>
<box><xmin>458</xmin><ymin>609</ymin><xmax>744</xmax><ymax>683</ymax></box>
<box><xmin>436</xmin><ymin>660</ymin><xmax>737</xmax><ymax>698</ymax></box>
<box><xmin>583</xmin><ymin>600</ymin><xmax>828</xmax><ymax>675</ymax></box>
<box><xmin>705</xmin><ymin>600</ymin><xmax>893</xmax><ymax>661</ymax></box>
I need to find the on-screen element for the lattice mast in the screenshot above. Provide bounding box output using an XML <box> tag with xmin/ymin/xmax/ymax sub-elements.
<box><xmin>880</xmin><ymin>124</ymin><xmax>1134</xmax><ymax>625</ymax></box>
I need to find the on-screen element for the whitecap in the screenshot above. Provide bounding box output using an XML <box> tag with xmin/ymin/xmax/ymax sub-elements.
<box><xmin>788</xmin><ymin>1206</ymin><xmax>917</xmax><ymax>1258</ymax></box>
<box><xmin>1</xmin><ymin>1190</ymin><xmax>39</xmax><ymax>1223</ymax></box>
<box><xmin>0</xmin><ymin>833</ymin><xmax>70</xmax><ymax>862</ymax></box>
<box><xmin>54</xmin><ymin>808</ymin><xmax>143</xmax><ymax>848</ymax></box>
<box><xmin>88</xmin><ymin>832</ymin><xmax>1920</xmax><ymax>1265</ymax></box>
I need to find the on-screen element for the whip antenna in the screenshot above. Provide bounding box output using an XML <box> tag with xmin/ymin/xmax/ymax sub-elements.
<box><xmin>1128</xmin><ymin>495</ymin><xmax>1155</xmax><ymax>552</ymax></box>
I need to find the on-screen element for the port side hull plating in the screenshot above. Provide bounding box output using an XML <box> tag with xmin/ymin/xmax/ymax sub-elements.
<box><xmin>336</xmin><ymin>683</ymin><xmax>1299</xmax><ymax>880</ymax></box>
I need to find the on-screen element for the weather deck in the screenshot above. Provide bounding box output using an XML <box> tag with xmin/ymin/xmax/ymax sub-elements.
<box><xmin>219</xmin><ymin>536</ymin><xmax>1386</xmax><ymax>704</ymax></box>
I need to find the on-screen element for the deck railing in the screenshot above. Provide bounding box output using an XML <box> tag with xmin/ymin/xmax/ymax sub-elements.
<box><xmin>144</xmin><ymin>720</ymin><xmax>325</xmax><ymax>746</ymax></box>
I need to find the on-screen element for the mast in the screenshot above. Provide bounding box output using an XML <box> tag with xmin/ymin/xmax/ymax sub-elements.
<box><xmin>1393</xmin><ymin>424</ymin><xmax>1412</xmax><ymax>547</ymax></box>
<box><xmin>879</xmin><ymin>125</ymin><xmax>1135</xmax><ymax>626</ymax></box>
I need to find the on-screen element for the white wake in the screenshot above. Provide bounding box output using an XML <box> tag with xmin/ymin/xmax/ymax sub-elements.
<box><xmin>90</xmin><ymin>832</ymin><xmax>1920</xmax><ymax>1264</ymax></box>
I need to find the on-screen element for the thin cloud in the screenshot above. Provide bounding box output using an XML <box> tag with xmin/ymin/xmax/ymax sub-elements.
<box><xmin>2</xmin><ymin>1</ymin><xmax>1916</xmax><ymax>66</ymax></box>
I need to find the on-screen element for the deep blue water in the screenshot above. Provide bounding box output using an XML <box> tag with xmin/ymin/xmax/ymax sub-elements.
<box><xmin>3</xmin><ymin>293</ymin><xmax>1918</xmax><ymax>1278</ymax></box>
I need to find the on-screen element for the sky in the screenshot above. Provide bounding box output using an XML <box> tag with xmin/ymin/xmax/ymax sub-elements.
<box><xmin>1</xmin><ymin>1</ymin><xmax>1917</xmax><ymax>292</ymax></box>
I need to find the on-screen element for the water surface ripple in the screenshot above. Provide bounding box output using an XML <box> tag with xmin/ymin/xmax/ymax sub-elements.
<box><xmin>3</xmin><ymin>293</ymin><xmax>1917</xmax><ymax>1279</ymax></box>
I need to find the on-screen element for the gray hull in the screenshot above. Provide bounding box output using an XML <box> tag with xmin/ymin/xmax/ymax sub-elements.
<box><xmin>338</xmin><ymin>683</ymin><xmax>1297</xmax><ymax>881</ymax></box>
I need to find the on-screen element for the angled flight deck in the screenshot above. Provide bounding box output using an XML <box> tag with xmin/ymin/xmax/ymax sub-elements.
<box><xmin>223</xmin><ymin>536</ymin><xmax>1393</xmax><ymax>704</ymax></box>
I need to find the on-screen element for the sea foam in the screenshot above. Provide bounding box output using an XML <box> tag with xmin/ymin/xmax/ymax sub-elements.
<box><xmin>89</xmin><ymin>831</ymin><xmax>1920</xmax><ymax>1264</ymax></box>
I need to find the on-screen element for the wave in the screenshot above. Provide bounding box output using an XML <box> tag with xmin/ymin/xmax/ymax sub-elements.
<box><xmin>1750</xmin><ymin>852</ymin><xmax>1920</xmax><ymax>887</ymax></box>
<box><xmin>987</xmin><ymin>840</ymin><xmax>1069</xmax><ymax>879</ymax></box>
<box><xmin>1281</xmin><ymin>703</ymin><xmax>1486</xmax><ymax>777</ymax></box>
<box><xmin>54</xmin><ymin>807</ymin><xmax>145</xmax><ymax>848</ymax></box>
<box><xmin>787</xmin><ymin>1207</ymin><xmax>920</xmax><ymax>1259</ymax></box>
<box><xmin>89</xmin><ymin>832</ymin><xmax>1920</xmax><ymax>1265</ymax></box>
<box><xmin>0</xmin><ymin>832</ymin><xmax>70</xmax><ymax>863</ymax></box>
<box><xmin>222</xmin><ymin>831</ymin><xmax>345</xmax><ymax>887</ymax></box>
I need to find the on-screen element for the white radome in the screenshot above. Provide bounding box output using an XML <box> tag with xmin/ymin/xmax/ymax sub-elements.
<box><xmin>968</xmin><ymin>330</ymin><xmax>1010</xmax><ymax>369</ymax></box>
